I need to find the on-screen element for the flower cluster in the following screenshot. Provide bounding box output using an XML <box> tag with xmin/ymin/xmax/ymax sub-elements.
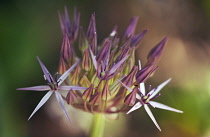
<box><xmin>17</xmin><ymin>7</ymin><xmax>182</xmax><ymax>130</ymax></box>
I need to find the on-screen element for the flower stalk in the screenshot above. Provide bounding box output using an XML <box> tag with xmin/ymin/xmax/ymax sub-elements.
<box><xmin>90</xmin><ymin>114</ymin><xmax>105</xmax><ymax>137</ymax></box>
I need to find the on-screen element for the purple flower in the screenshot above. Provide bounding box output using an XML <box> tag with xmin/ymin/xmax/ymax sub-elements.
<box><xmin>17</xmin><ymin>57</ymin><xmax>87</xmax><ymax>122</ymax></box>
<box><xmin>122</xmin><ymin>78</ymin><xmax>182</xmax><ymax>131</ymax></box>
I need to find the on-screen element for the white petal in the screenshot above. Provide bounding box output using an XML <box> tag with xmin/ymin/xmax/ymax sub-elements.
<box><xmin>89</xmin><ymin>48</ymin><xmax>98</xmax><ymax>70</ymax></box>
<box><xmin>118</xmin><ymin>81</ymin><xmax>132</xmax><ymax>92</ymax></box>
<box><xmin>17</xmin><ymin>85</ymin><xmax>50</xmax><ymax>91</ymax></box>
<box><xmin>138</xmin><ymin>60</ymin><xmax>141</xmax><ymax>70</ymax></box>
<box><xmin>55</xmin><ymin>91</ymin><xmax>71</xmax><ymax>122</ymax></box>
<box><xmin>144</xmin><ymin>104</ymin><xmax>161</xmax><ymax>131</ymax></box>
<box><xmin>139</xmin><ymin>83</ymin><xmax>146</xmax><ymax>95</ymax></box>
<box><xmin>58</xmin><ymin>86</ymin><xmax>87</xmax><ymax>91</ymax></box>
<box><xmin>148</xmin><ymin>78</ymin><xmax>171</xmax><ymax>99</ymax></box>
<box><xmin>28</xmin><ymin>91</ymin><xmax>53</xmax><ymax>120</ymax></box>
<box><xmin>58</xmin><ymin>59</ymin><xmax>80</xmax><ymax>86</ymax></box>
<box><xmin>149</xmin><ymin>101</ymin><xmax>183</xmax><ymax>113</ymax></box>
<box><xmin>127</xmin><ymin>102</ymin><xmax>142</xmax><ymax>114</ymax></box>
<box><xmin>136</xmin><ymin>93</ymin><xmax>141</xmax><ymax>100</ymax></box>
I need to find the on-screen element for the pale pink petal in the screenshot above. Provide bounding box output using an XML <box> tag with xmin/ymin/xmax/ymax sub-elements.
<box><xmin>55</xmin><ymin>91</ymin><xmax>71</xmax><ymax>122</ymax></box>
<box><xmin>37</xmin><ymin>57</ymin><xmax>54</xmax><ymax>83</ymax></box>
<box><xmin>58</xmin><ymin>59</ymin><xmax>80</xmax><ymax>86</ymax></box>
<box><xmin>149</xmin><ymin>101</ymin><xmax>183</xmax><ymax>113</ymax></box>
<box><xmin>89</xmin><ymin>48</ymin><xmax>98</xmax><ymax>70</ymax></box>
<box><xmin>118</xmin><ymin>81</ymin><xmax>132</xmax><ymax>92</ymax></box>
<box><xmin>58</xmin><ymin>86</ymin><xmax>87</xmax><ymax>91</ymax></box>
<box><xmin>144</xmin><ymin>104</ymin><xmax>161</xmax><ymax>131</ymax></box>
<box><xmin>17</xmin><ymin>86</ymin><xmax>50</xmax><ymax>91</ymax></box>
<box><xmin>148</xmin><ymin>78</ymin><xmax>171</xmax><ymax>99</ymax></box>
<box><xmin>28</xmin><ymin>91</ymin><xmax>53</xmax><ymax>120</ymax></box>
<box><xmin>108</xmin><ymin>55</ymin><xmax>129</xmax><ymax>75</ymax></box>
<box><xmin>127</xmin><ymin>102</ymin><xmax>142</xmax><ymax>114</ymax></box>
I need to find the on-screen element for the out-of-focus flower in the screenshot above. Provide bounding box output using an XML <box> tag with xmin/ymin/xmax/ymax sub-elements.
<box><xmin>17</xmin><ymin>57</ymin><xmax>87</xmax><ymax>122</ymax></box>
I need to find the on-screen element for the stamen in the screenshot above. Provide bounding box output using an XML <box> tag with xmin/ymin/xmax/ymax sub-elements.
<box><xmin>148</xmin><ymin>85</ymin><xmax>152</xmax><ymax>91</ymax></box>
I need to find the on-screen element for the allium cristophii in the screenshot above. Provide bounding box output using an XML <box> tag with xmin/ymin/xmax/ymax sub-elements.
<box><xmin>18</xmin><ymin>7</ymin><xmax>183</xmax><ymax>132</ymax></box>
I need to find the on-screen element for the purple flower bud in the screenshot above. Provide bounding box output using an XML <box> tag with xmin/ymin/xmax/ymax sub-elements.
<box><xmin>147</xmin><ymin>37</ymin><xmax>168</xmax><ymax>64</ymax></box>
<box><xmin>58</xmin><ymin>34</ymin><xmax>74</xmax><ymax>74</ymax></box>
<box><xmin>122</xmin><ymin>17</ymin><xmax>139</xmax><ymax>41</ymax></box>
<box><xmin>135</xmin><ymin>61</ymin><xmax>157</xmax><ymax>84</ymax></box>
<box><xmin>124</xmin><ymin>87</ymin><xmax>138</xmax><ymax>106</ymax></box>
<box><xmin>96</xmin><ymin>39</ymin><xmax>111</xmax><ymax>64</ymax></box>
<box><xmin>58</xmin><ymin>6</ymin><xmax>80</xmax><ymax>42</ymax></box>
<box><xmin>87</xmin><ymin>13</ymin><xmax>97</xmax><ymax>54</ymax></box>
<box><xmin>131</xmin><ymin>29</ymin><xmax>148</xmax><ymax>47</ymax></box>
<box><xmin>122</xmin><ymin>66</ymin><xmax>138</xmax><ymax>87</ymax></box>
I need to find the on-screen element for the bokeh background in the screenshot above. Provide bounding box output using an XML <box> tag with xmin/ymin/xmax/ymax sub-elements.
<box><xmin>1</xmin><ymin>0</ymin><xmax>210</xmax><ymax>137</ymax></box>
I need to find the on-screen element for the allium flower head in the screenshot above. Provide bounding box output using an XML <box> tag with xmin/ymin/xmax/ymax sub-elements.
<box><xmin>18</xmin><ymin>7</ymin><xmax>183</xmax><ymax>130</ymax></box>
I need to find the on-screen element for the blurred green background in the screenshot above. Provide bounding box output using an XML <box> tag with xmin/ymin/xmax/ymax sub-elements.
<box><xmin>1</xmin><ymin>0</ymin><xmax>210</xmax><ymax>137</ymax></box>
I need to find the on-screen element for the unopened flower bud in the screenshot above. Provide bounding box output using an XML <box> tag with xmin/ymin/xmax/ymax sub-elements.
<box><xmin>124</xmin><ymin>87</ymin><xmax>138</xmax><ymax>106</ymax></box>
<box><xmin>82</xmin><ymin>84</ymin><xmax>94</xmax><ymax>101</ymax></box>
<box><xmin>122</xmin><ymin>17</ymin><xmax>139</xmax><ymax>40</ymax></box>
<box><xmin>135</xmin><ymin>61</ymin><xmax>157</xmax><ymax>84</ymax></box>
<box><xmin>147</xmin><ymin>37</ymin><xmax>168</xmax><ymax>64</ymax></box>
<box><xmin>101</xmin><ymin>81</ymin><xmax>111</xmax><ymax>100</ymax></box>
<box><xmin>79</xmin><ymin>74</ymin><xmax>91</xmax><ymax>88</ymax></box>
<box><xmin>66</xmin><ymin>89</ymin><xmax>77</xmax><ymax>105</ymax></box>
<box><xmin>89</xmin><ymin>92</ymin><xmax>101</xmax><ymax>105</ymax></box>
<box><xmin>82</xmin><ymin>49</ymin><xmax>91</xmax><ymax>71</ymax></box>
<box><xmin>122</xmin><ymin>65</ymin><xmax>138</xmax><ymax>87</ymax></box>
<box><xmin>70</xmin><ymin>65</ymin><xmax>81</xmax><ymax>85</ymax></box>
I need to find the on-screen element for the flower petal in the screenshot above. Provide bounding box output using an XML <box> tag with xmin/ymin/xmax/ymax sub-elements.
<box><xmin>58</xmin><ymin>59</ymin><xmax>80</xmax><ymax>86</ymax></box>
<box><xmin>127</xmin><ymin>102</ymin><xmax>142</xmax><ymax>114</ymax></box>
<box><xmin>136</xmin><ymin>93</ymin><xmax>141</xmax><ymax>100</ymax></box>
<box><xmin>58</xmin><ymin>86</ymin><xmax>87</xmax><ymax>91</ymax></box>
<box><xmin>138</xmin><ymin>60</ymin><xmax>141</xmax><ymax>70</ymax></box>
<box><xmin>37</xmin><ymin>57</ymin><xmax>54</xmax><ymax>83</ymax></box>
<box><xmin>139</xmin><ymin>83</ymin><xmax>146</xmax><ymax>96</ymax></box>
<box><xmin>17</xmin><ymin>86</ymin><xmax>50</xmax><ymax>91</ymax></box>
<box><xmin>144</xmin><ymin>104</ymin><xmax>161</xmax><ymax>131</ymax></box>
<box><xmin>149</xmin><ymin>101</ymin><xmax>183</xmax><ymax>113</ymax></box>
<box><xmin>148</xmin><ymin>78</ymin><xmax>171</xmax><ymax>99</ymax></box>
<box><xmin>28</xmin><ymin>91</ymin><xmax>53</xmax><ymax>120</ymax></box>
<box><xmin>55</xmin><ymin>91</ymin><xmax>71</xmax><ymax>122</ymax></box>
<box><xmin>118</xmin><ymin>81</ymin><xmax>132</xmax><ymax>92</ymax></box>
<box><xmin>89</xmin><ymin>48</ymin><xmax>98</xmax><ymax>70</ymax></box>
<box><xmin>108</xmin><ymin>55</ymin><xmax>129</xmax><ymax>75</ymax></box>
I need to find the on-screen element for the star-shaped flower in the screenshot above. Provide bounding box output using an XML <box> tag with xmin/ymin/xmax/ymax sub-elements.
<box><xmin>120</xmin><ymin>61</ymin><xmax>183</xmax><ymax>131</ymax></box>
<box><xmin>17</xmin><ymin>57</ymin><xmax>87</xmax><ymax>122</ymax></box>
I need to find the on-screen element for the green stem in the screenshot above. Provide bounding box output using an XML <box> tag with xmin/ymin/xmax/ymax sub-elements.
<box><xmin>90</xmin><ymin>113</ymin><xmax>105</xmax><ymax>137</ymax></box>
